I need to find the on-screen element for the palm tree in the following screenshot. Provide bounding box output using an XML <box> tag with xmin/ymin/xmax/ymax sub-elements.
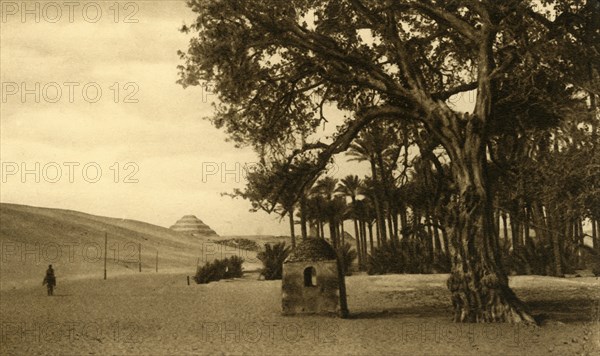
<box><xmin>313</xmin><ymin>177</ymin><xmax>342</xmax><ymax>246</ymax></box>
<box><xmin>337</xmin><ymin>175</ymin><xmax>364</xmax><ymax>269</ymax></box>
<box><xmin>353</xmin><ymin>198</ymin><xmax>370</xmax><ymax>260</ymax></box>
<box><xmin>304</xmin><ymin>195</ymin><xmax>325</xmax><ymax>238</ymax></box>
<box><xmin>347</xmin><ymin>123</ymin><xmax>402</xmax><ymax>243</ymax></box>
<box><xmin>313</xmin><ymin>176</ymin><xmax>338</xmax><ymax>200</ymax></box>
<box><xmin>357</xmin><ymin>180</ymin><xmax>381</xmax><ymax>255</ymax></box>
<box><xmin>347</xmin><ymin>135</ymin><xmax>387</xmax><ymax>242</ymax></box>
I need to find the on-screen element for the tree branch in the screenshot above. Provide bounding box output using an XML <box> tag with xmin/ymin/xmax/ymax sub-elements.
<box><xmin>407</xmin><ymin>1</ymin><xmax>479</xmax><ymax>44</ymax></box>
<box><xmin>433</xmin><ymin>82</ymin><xmax>479</xmax><ymax>100</ymax></box>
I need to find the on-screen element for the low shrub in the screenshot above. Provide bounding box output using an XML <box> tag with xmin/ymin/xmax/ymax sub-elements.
<box><xmin>224</xmin><ymin>255</ymin><xmax>244</xmax><ymax>278</ymax></box>
<box><xmin>367</xmin><ymin>239</ymin><xmax>441</xmax><ymax>275</ymax></box>
<box><xmin>367</xmin><ymin>241</ymin><xmax>405</xmax><ymax>275</ymax></box>
<box><xmin>194</xmin><ymin>256</ymin><xmax>244</xmax><ymax>284</ymax></box>
<box><xmin>257</xmin><ymin>242</ymin><xmax>291</xmax><ymax>280</ymax></box>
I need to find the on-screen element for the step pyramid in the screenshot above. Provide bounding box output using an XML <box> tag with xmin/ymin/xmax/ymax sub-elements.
<box><xmin>169</xmin><ymin>215</ymin><xmax>218</xmax><ymax>236</ymax></box>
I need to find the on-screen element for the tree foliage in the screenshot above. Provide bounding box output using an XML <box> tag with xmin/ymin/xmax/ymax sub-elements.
<box><xmin>179</xmin><ymin>0</ymin><xmax>599</xmax><ymax>323</ymax></box>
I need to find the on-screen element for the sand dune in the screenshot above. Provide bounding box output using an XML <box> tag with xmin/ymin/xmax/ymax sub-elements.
<box><xmin>0</xmin><ymin>203</ymin><xmax>260</xmax><ymax>290</ymax></box>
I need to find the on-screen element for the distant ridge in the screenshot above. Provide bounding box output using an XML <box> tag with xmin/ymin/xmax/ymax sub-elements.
<box><xmin>0</xmin><ymin>203</ymin><xmax>264</xmax><ymax>290</ymax></box>
<box><xmin>0</xmin><ymin>203</ymin><xmax>217</xmax><ymax>289</ymax></box>
<box><xmin>169</xmin><ymin>215</ymin><xmax>218</xmax><ymax>236</ymax></box>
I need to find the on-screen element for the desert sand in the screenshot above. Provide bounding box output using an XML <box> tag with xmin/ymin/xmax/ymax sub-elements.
<box><xmin>1</xmin><ymin>272</ymin><xmax>598</xmax><ymax>355</ymax></box>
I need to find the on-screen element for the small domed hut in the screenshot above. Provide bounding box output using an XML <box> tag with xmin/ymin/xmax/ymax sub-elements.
<box><xmin>281</xmin><ymin>238</ymin><xmax>341</xmax><ymax>315</ymax></box>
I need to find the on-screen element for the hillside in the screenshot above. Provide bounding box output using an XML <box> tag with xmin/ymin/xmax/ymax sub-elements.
<box><xmin>0</xmin><ymin>203</ymin><xmax>259</xmax><ymax>290</ymax></box>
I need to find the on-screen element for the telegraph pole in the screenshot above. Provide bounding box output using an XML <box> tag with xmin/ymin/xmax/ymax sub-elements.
<box><xmin>104</xmin><ymin>232</ymin><xmax>107</xmax><ymax>280</ymax></box>
<box><xmin>138</xmin><ymin>243</ymin><xmax>142</xmax><ymax>272</ymax></box>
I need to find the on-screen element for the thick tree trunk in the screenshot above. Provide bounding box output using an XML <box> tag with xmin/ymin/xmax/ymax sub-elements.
<box><xmin>444</xmin><ymin>126</ymin><xmax>535</xmax><ymax>323</ymax></box>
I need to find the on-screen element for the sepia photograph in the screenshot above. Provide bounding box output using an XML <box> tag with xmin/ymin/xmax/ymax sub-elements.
<box><xmin>1</xmin><ymin>0</ymin><xmax>599</xmax><ymax>355</ymax></box>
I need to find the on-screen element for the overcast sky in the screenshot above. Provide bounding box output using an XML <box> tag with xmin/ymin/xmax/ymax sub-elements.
<box><xmin>0</xmin><ymin>1</ymin><xmax>476</xmax><ymax>235</ymax></box>
<box><xmin>0</xmin><ymin>1</ymin><xmax>362</xmax><ymax>235</ymax></box>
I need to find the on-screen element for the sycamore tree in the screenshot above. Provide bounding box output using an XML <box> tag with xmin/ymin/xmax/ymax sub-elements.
<box><xmin>227</xmin><ymin>158</ymin><xmax>319</xmax><ymax>248</ymax></box>
<box><xmin>178</xmin><ymin>0</ymin><xmax>594</xmax><ymax>323</ymax></box>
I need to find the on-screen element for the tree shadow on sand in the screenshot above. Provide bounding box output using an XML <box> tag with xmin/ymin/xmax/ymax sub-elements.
<box><xmin>527</xmin><ymin>298</ymin><xmax>599</xmax><ymax>323</ymax></box>
<box><xmin>348</xmin><ymin>306</ymin><xmax>450</xmax><ymax>320</ymax></box>
<box><xmin>348</xmin><ymin>298</ymin><xmax>599</xmax><ymax>324</ymax></box>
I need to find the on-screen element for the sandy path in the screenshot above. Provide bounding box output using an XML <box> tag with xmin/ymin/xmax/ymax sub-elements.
<box><xmin>1</xmin><ymin>273</ymin><xmax>598</xmax><ymax>355</ymax></box>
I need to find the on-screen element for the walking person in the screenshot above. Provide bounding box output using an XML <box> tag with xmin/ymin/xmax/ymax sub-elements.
<box><xmin>42</xmin><ymin>265</ymin><xmax>56</xmax><ymax>296</ymax></box>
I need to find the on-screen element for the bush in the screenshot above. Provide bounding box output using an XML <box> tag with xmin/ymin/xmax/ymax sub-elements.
<box><xmin>194</xmin><ymin>256</ymin><xmax>244</xmax><ymax>284</ymax></box>
<box><xmin>337</xmin><ymin>243</ymin><xmax>357</xmax><ymax>276</ymax></box>
<box><xmin>367</xmin><ymin>239</ymin><xmax>440</xmax><ymax>275</ymax></box>
<box><xmin>367</xmin><ymin>241</ymin><xmax>405</xmax><ymax>275</ymax></box>
<box><xmin>224</xmin><ymin>255</ymin><xmax>244</xmax><ymax>278</ymax></box>
<box><xmin>257</xmin><ymin>242</ymin><xmax>291</xmax><ymax>280</ymax></box>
